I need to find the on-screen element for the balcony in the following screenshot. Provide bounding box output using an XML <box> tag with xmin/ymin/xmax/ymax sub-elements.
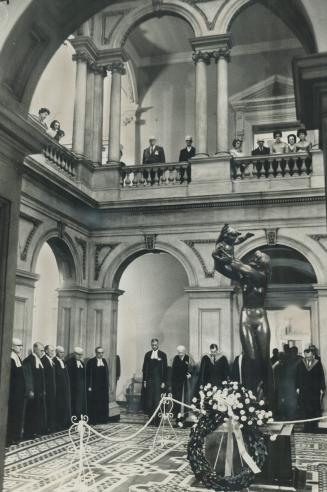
<box><xmin>24</xmin><ymin>131</ymin><xmax>325</xmax><ymax>205</ymax></box>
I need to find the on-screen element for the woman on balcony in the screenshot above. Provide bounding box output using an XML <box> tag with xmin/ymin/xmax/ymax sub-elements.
<box><xmin>47</xmin><ymin>120</ymin><xmax>65</xmax><ymax>142</ymax></box>
<box><xmin>296</xmin><ymin>129</ymin><xmax>312</xmax><ymax>153</ymax></box>
<box><xmin>271</xmin><ymin>130</ymin><xmax>287</xmax><ymax>154</ymax></box>
<box><xmin>229</xmin><ymin>138</ymin><xmax>244</xmax><ymax>158</ymax></box>
<box><xmin>286</xmin><ymin>134</ymin><xmax>297</xmax><ymax>153</ymax></box>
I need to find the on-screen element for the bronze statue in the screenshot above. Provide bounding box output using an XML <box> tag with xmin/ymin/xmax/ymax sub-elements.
<box><xmin>212</xmin><ymin>224</ymin><xmax>272</xmax><ymax>400</ymax></box>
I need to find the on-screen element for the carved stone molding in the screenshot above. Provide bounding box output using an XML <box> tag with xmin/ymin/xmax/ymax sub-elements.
<box><xmin>183</xmin><ymin>239</ymin><xmax>216</xmax><ymax>278</ymax></box>
<box><xmin>265</xmin><ymin>228</ymin><xmax>279</xmax><ymax>246</ymax></box>
<box><xmin>309</xmin><ymin>234</ymin><xmax>327</xmax><ymax>251</ymax></box>
<box><xmin>75</xmin><ymin>237</ymin><xmax>87</xmax><ymax>280</ymax></box>
<box><xmin>152</xmin><ymin>0</ymin><xmax>163</xmax><ymax>11</ymax></box>
<box><xmin>107</xmin><ymin>61</ymin><xmax>126</xmax><ymax>75</ymax></box>
<box><xmin>192</xmin><ymin>51</ymin><xmax>212</xmax><ymax>65</ymax></box>
<box><xmin>57</xmin><ymin>221</ymin><xmax>66</xmax><ymax>239</ymax></box>
<box><xmin>19</xmin><ymin>212</ymin><xmax>42</xmax><ymax>261</ymax></box>
<box><xmin>144</xmin><ymin>234</ymin><xmax>157</xmax><ymax>251</ymax></box>
<box><xmin>94</xmin><ymin>243</ymin><xmax>119</xmax><ymax>281</ymax></box>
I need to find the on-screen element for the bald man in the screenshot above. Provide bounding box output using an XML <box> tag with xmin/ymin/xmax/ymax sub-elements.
<box><xmin>53</xmin><ymin>346</ymin><xmax>71</xmax><ymax>430</ymax></box>
<box><xmin>41</xmin><ymin>345</ymin><xmax>56</xmax><ymax>433</ymax></box>
<box><xmin>66</xmin><ymin>347</ymin><xmax>87</xmax><ymax>418</ymax></box>
<box><xmin>171</xmin><ymin>345</ymin><xmax>195</xmax><ymax>418</ymax></box>
<box><xmin>23</xmin><ymin>342</ymin><xmax>47</xmax><ymax>439</ymax></box>
<box><xmin>6</xmin><ymin>338</ymin><xmax>25</xmax><ymax>445</ymax></box>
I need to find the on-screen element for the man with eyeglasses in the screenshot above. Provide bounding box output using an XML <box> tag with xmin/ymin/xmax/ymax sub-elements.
<box><xmin>6</xmin><ymin>338</ymin><xmax>25</xmax><ymax>445</ymax></box>
<box><xmin>86</xmin><ymin>346</ymin><xmax>109</xmax><ymax>424</ymax></box>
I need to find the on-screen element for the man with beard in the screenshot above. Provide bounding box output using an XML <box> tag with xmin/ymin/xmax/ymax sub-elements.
<box><xmin>171</xmin><ymin>345</ymin><xmax>195</xmax><ymax>418</ymax></box>
<box><xmin>66</xmin><ymin>347</ymin><xmax>87</xmax><ymax>418</ymax></box>
<box><xmin>41</xmin><ymin>345</ymin><xmax>56</xmax><ymax>433</ymax></box>
<box><xmin>198</xmin><ymin>344</ymin><xmax>229</xmax><ymax>389</ymax></box>
<box><xmin>86</xmin><ymin>347</ymin><xmax>109</xmax><ymax>424</ymax></box>
<box><xmin>142</xmin><ymin>338</ymin><xmax>167</xmax><ymax>425</ymax></box>
<box><xmin>6</xmin><ymin>338</ymin><xmax>25</xmax><ymax>445</ymax></box>
<box><xmin>53</xmin><ymin>346</ymin><xmax>71</xmax><ymax>430</ymax></box>
<box><xmin>23</xmin><ymin>342</ymin><xmax>47</xmax><ymax>439</ymax></box>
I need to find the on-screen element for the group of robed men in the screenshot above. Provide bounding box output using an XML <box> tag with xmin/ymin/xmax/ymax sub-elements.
<box><xmin>7</xmin><ymin>339</ymin><xmax>110</xmax><ymax>446</ymax></box>
<box><xmin>142</xmin><ymin>339</ymin><xmax>326</xmax><ymax>431</ymax></box>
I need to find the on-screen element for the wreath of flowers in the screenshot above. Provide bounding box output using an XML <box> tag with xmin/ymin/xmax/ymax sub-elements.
<box><xmin>186</xmin><ymin>380</ymin><xmax>273</xmax><ymax>491</ymax></box>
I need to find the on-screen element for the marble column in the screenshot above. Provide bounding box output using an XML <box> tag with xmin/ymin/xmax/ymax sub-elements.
<box><xmin>84</xmin><ymin>63</ymin><xmax>95</xmax><ymax>160</ymax></box>
<box><xmin>107</xmin><ymin>61</ymin><xmax>126</xmax><ymax>164</ymax></box>
<box><xmin>92</xmin><ymin>66</ymin><xmax>106</xmax><ymax>164</ymax></box>
<box><xmin>72</xmin><ymin>52</ymin><xmax>88</xmax><ymax>156</ymax></box>
<box><xmin>214</xmin><ymin>49</ymin><xmax>230</xmax><ymax>154</ymax></box>
<box><xmin>192</xmin><ymin>51</ymin><xmax>210</xmax><ymax>157</ymax></box>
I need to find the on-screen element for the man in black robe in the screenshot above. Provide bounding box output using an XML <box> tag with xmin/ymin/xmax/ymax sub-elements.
<box><xmin>66</xmin><ymin>347</ymin><xmax>87</xmax><ymax>419</ymax></box>
<box><xmin>296</xmin><ymin>348</ymin><xmax>325</xmax><ymax>432</ymax></box>
<box><xmin>142</xmin><ymin>338</ymin><xmax>167</xmax><ymax>424</ymax></box>
<box><xmin>41</xmin><ymin>344</ymin><xmax>56</xmax><ymax>433</ymax></box>
<box><xmin>171</xmin><ymin>345</ymin><xmax>195</xmax><ymax>418</ymax></box>
<box><xmin>86</xmin><ymin>346</ymin><xmax>109</xmax><ymax>424</ymax></box>
<box><xmin>6</xmin><ymin>338</ymin><xmax>25</xmax><ymax>445</ymax></box>
<box><xmin>53</xmin><ymin>346</ymin><xmax>71</xmax><ymax>430</ymax></box>
<box><xmin>23</xmin><ymin>342</ymin><xmax>47</xmax><ymax>439</ymax></box>
<box><xmin>198</xmin><ymin>343</ymin><xmax>229</xmax><ymax>389</ymax></box>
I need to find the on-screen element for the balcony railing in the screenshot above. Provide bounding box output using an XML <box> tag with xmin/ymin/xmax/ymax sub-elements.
<box><xmin>231</xmin><ymin>153</ymin><xmax>312</xmax><ymax>180</ymax></box>
<box><xmin>43</xmin><ymin>142</ymin><xmax>79</xmax><ymax>179</ymax></box>
<box><xmin>120</xmin><ymin>162</ymin><xmax>191</xmax><ymax>187</ymax></box>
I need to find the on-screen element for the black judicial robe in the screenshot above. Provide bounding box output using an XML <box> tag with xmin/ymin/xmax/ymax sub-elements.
<box><xmin>41</xmin><ymin>355</ymin><xmax>56</xmax><ymax>433</ymax></box>
<box><xmin>179</xmin><ymin>146</ymin><xmax>196</xmax><ymax>162</ymax></box>
<box><xmin>6</xmin><ymin>354</ymin><xmax>25</xmax><ymax>444</ymax></box>
<box><xmin>66</xmin><ymin>358</ymin><xmax>87</xmax><ymax>418</ymax></box>
<box><xmin>274</xmin><ymin>356</ymin><xmax>299</xmax><ymax>420</ymax></box>
<box><xmin>142</xmin><ymin>350</ymin><xmax>167</xmax><ymax>418</ymax></box>
<box><xmin>23</xmin><ymin>354</ymin><xmax>47</xmax><ymax>438</ymax></box>
<box><xmin>296</xmin><ymin>359</ymin><xmax>325</xmax><ymax>430</ymax></box>
<box><xmin>86</xmin><ymin>357</ymin><xmax>109</xmax><ymax>424</ymax></box>
<box><xmin>171</xmin><ymin>354</ymin><xmax>194</xmax><ymax>416</ymax></box>
<box><xmin>198</xmin><ymin>354</ymin><xmax>229</xmax><ymax>389</ymax></box>
<box><xmin>53</xmin><ymin>356</ymin><xmax>71</xmax><ymax>430</ymax></box>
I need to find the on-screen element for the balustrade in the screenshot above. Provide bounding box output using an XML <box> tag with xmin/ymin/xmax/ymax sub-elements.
<box><xmin>43</xmin><ymin>142</ymin><xmax>78</xmax><ymax>179</ymax></box>
<box><xmin>231</xmin><ymin>153</ymin><xmax>312</xmax><ymax>180</ymax></box>
<box><xmin>120</xmin><ymin>162</ymin><xmax>191</xmax><ymax>187</ymax></box>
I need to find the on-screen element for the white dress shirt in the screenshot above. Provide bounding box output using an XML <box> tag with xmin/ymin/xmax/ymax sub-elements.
<box><xmin>33</xmin><ymin>353</ymin><xmax>44</xmax><ymax>369</ymax></box>
<box><xmin>151</xmin><ymin>350</ymin><xmax>159</xmax><ymax>359</ymax></box>
<box><xmin>76</xmin><ymin>360</ymin><xmax>83</xmax><ymax>369</ymax></box>
<box><xmin>46</xmin><ymin>354</ymin><xmax>54</xmax><ymax>366</ymax></box>
<box><xmin>97</xmin><ymin>358</ymin><xmax>104</xmax><ymax>367</ymax></box>
<box><xmin>11</xmin><ymin>352</ymin><xmax>22</xmax><ymax>368</ymax></box>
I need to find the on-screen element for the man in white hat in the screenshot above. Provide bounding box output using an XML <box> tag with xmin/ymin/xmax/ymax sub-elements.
<box><xmin>179</xmin><ymin>136</ymin><xmax>196</xmax><ymax>162</ymax></box>
<box><xmin>142</xmin><ymin>136</ymin><xmax>165</xmax><ymax>164</ymax></box>
<box><xmin>66</xmin><ymin>347</ymin><xmax>87</xmax><ymax>418</ymax></box>
<box><xmin>6</xmin><ymin>338</ymin><xmax>25</xmax><ymax>445</ymax></box>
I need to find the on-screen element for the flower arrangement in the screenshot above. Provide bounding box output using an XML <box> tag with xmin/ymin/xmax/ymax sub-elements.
<box><xmin>187</xmin><ymin>380</ymin><xmax>273</xmax><ymax>491</ymax></box>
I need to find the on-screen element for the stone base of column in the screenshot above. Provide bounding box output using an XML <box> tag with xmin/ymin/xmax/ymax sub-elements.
<box><xmin>109</xmin><ymin>401</ymin><xmax>120</xmax><ymax>420</ymax></box>
<box><xmin>194</xmin><ymin>152</ymin><xmax>209</xmax><ymax>158</ymax></box>
<box><xmin>214</xmin><ymin>151</ymin><xmax>230</xmax><ymax>156</ymax></box>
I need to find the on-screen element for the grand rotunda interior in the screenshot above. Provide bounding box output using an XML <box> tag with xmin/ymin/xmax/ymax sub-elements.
<box><xmin>2</xmin><ymin>0</ymin><xmax>327</xmax><ymax>491</ymax></box>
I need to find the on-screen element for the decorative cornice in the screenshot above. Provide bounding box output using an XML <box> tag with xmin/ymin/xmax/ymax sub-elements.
<box><xmin>94</xmin><ymin>243</ymin><xmax>119</xmax><ymax>281</ymax></box>
<box><xmin>75</xmin><ymin>237</ymin><xmax>87</xmax><ymax>280</ymax></box>
<box><xmin>265</xmin><ymin>228</ymin><xmax>279</xmax><ymax>246</ymax></box>
<box><xmin>107</xmin><ymin>61</ymin><xmax>126</xmax><ymax>75</ymax></box>
<box><xmin>19</xmin><ymin>212</ymin><xmax>42</xmax><ymax>261</ymax></box>
<box><xmin>183</xmin><ymin>239</ymin><xmax>216</xmax><ymax>278</ymax></box>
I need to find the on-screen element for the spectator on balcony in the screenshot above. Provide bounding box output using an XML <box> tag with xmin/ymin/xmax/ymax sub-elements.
<box><xmin>47</xmin><ymin>120</ymin><xmax>65</xmax><ymax>142</ymax></box>
<box><xmin>252</xmin><ymin>138</ymin><xmax>270</xmax><ymax>155</ymax></box>
<box><xmin>142</xmin><ymin>137</ymin><xmax>165</xmax><ymax>164</ymax></box>
<box><xmin>296</xmin><ymin>129</ymin><xmax>312</xmax><ymax>153</ymax></box>
<box><xmin>271</xmin><ymin>130</ymin><xmax>287</xmax><ymax>154</ymax></box>
<box><xmin>36</xmin><ymin>107</ymin><xmax>50</xmax><ymax>130</ymax></box>
<box><xmin>286</xmin><ymin>134</ymin><xmax>297</xmax><ymax>153</ymax></box>
<box><xmin>229</xmin><ymin>138</ymin><xmax>244</xmax><ymax>158</ymax></box>
<box><xmin>179</xmin><ymin>136</ymin><xmax>196</xmax><ymax>161</ymax></box>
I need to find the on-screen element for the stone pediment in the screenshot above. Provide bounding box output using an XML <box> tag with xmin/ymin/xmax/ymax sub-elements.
<box><xmin>230</xmin><ymin>75</ymin><xmax>294</xmax><ymax>110</ymax></box>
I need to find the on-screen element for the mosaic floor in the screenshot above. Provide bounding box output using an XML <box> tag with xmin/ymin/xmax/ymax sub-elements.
<box><xmin>3</xmin><ymin>414</ymin><xmax>327</xmax><ymax>492</ymax></box>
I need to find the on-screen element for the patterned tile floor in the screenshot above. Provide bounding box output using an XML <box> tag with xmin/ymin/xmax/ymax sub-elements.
<box><xmin>3</xmin><ymin>413</ymin><xmax>327</xmax><ymax>492</ymax></box>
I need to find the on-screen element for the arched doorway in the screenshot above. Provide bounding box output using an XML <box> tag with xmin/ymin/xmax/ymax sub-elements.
<box><xmin>242</xmin><ymin>245</ymin><xmax>317</xmax><ymax>355</ymax></box>
<box><xmin>116</xmin><ymin>251</ymin><xmax>189</xmax><ymax>404</ymax></box>
<box><xmin>33</xmin><ymin>242</ymin><xmax>60</xmax><ymax>345</ymax></box>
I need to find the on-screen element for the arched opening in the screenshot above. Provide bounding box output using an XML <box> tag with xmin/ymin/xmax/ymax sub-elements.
<box><xmin>116</xmin><ymin>252</ymin><xmax>189</xmax><ymax>406</ymax></box>
<box><xmin>33</xmin><ymin>242</ymin><xmax>60</xmax><ymax>345</ymax></box>
<box><xmin>242</xmin><ymin>245</ymin><xmax>317</xmax><ymax>354</ymax></box>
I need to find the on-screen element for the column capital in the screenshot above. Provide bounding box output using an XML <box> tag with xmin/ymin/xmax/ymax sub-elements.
<box><xmin>192</xmin><ymin>51</ymin><xmax>211</xmax><ymax>65</ymax></box>
<box><xmin>107</xmin><ymin>61</ymin><xmax>126</xmax><ymax>75</ymax></box>
<box><xmin>88</xmin><ymin>62</ymin><xmax>107</xmax><ymax>77</ymax></box>
<box><xmin>212</xmin><ymin>48</ymin><xmax>231</xmax><ymax>63</ymax></box>
<box><xmin>72</xmin><ymin>51</ymin><xmax>90</xmax><ymax>64</ymax></box>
